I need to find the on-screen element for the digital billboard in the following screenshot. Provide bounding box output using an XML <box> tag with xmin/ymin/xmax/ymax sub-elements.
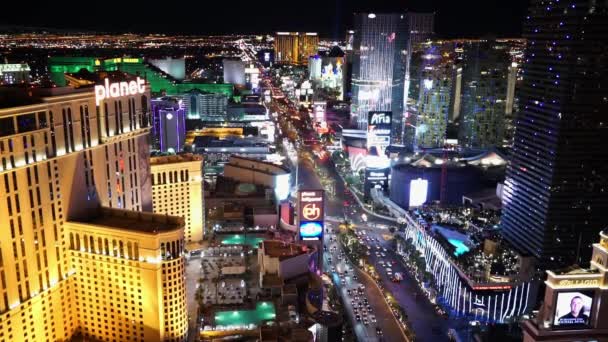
<box><xmin>364</xmin><ymin>167</ymin><xmax>390</xmax><ymax>198</ymax></box>
<box><xmin>409</xmin><ymin>178</ymin><xmax>428</xmax><ymax>207</ymax></box>
<box><xmin>367</xmin><ymin>111</ymin><xmax>392</xmax><ymax>157</ymax></box>
<box><xmin>299</xmin><ymin>222</ymin><xmax>323</xmax><ymax>239</ymax></box>
<box><xmin>298</xmin><ymin>190</ymin><xmax>324</xmax><ymax>240</ymax></box>
<box><xmin>553</xmin><ymin>291</ymin><xmax>593</xmax><ymax>328</ymax></box>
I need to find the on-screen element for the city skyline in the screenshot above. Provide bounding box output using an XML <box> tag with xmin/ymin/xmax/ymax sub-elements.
<box><xmin>2</xmin><ymin>1</ymin><xmax>608</xmax><ymax>341</ymax></box>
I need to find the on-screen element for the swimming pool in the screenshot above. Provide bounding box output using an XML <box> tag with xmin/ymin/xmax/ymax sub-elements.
<box><xmin>214</xmin><ymin>302</ymin><xmax>276</xmax><ymax>327</ymax></box>
<box><xmin>432</xmin><ymin>225</ymin><xmax>472</xmax><ymax>257</ymax></box>
<box><xmin>220</xmin><ymin>234</ymin><xmax>266</xmax><ymax>248</ymax></box>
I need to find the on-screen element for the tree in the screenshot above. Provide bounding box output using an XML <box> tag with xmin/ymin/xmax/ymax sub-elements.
<box><xmin>320</xmin><ymin>132</ymin><xmax>335</xmax><ymax>146</ymax></box>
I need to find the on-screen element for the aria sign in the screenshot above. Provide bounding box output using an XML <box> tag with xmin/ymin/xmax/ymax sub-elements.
<box><xmin>95</xmin><ymin>77</ymin><xmax>146</xmax><ymax>106</ymax></box>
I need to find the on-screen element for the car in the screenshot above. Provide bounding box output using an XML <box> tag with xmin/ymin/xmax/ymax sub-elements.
<box><xmin>353</xmin><ymin>275</ymin><xmax>358</xmax><ymax>281</ymax></box>
<box><xmin>363</xmin><ymin>319</ymin><xmax>369</xmax><ymax>325</ymax></box>
<box><xmin>351</xmin><ymin>300</ymin><xmax>356</xmax><ymax>306</ymax></box>
<box><xmin>376</xmin><ymin>327</ymin><xmax>383</xmax><ymax>335</ymax></box>
<box><xmin>371</xmin><ymin>315</ymin><xmax>377</xmax><ymax>323</ymax></box>
<box><xmin>355</xmin><ymin>315</ymin><xmax>361</xmax><ymax>322</ymax></box>
<box><xmin>347</xmin><ymin>289</ymin><xmax>352</xmax><ymax>296</ymax></box>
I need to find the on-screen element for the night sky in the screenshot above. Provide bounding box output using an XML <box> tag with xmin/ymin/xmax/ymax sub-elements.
<box><xmin>5</xmin><ymin>0</ymin><xmax>529</xmax><ymax>38</ymax></box>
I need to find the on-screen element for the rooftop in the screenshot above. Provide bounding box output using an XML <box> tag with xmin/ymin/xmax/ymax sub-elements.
<box><xmin>150</xmin><ymin>153</ymin><xmax>202</xmax><ymax>165</ymax></box>
<box><xmin>65</xmin><ymin>70</ymin><xmax>143</xmax><ymax>88</ymax></box>
<box><xmin>0</xmin><ymin>85</ymin><xmax>90</xmax><ymax>110</ymax></box>
<box><xmin>261</xmin><ymin>240</ymin><xmax>310</xmax><ymax>260</ymax></box>
<box><xmin>227</xmin><ymin>155</ymin><xmax>290</xmax><ymax>174</ymax></box>
<box><xmin>71</xmin><ymin>207</ymin><xmax>183</xmax><ymax>234</ymax></box>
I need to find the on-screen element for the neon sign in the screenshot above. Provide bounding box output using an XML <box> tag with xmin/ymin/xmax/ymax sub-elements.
<box><xmin>95</xmin><ymin>77</ymin><xmax>146</xmax><ymax>106</ymax></box>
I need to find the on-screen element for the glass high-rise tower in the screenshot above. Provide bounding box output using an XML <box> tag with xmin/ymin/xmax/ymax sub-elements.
<box><xmin>501</xmin><ymin>0</ymin><xmax>608</xmax><ymax>267</ymax></box>
<box><xmin>351</xmin><ymin>13</ymin><xmax>407</xmax><ymax>143</ymax></box>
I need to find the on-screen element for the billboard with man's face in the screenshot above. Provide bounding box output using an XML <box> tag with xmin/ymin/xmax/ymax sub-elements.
<box><xmin>553</xmin><ymin>291</ymin><xmax>593</xmax><ymax>328</ymax></box>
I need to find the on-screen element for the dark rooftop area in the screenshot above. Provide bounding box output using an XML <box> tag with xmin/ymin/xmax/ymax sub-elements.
<box><xmin>70</xmin><ymin>207</ymin><xmax>184</xmax><ymax>234</ymax></box>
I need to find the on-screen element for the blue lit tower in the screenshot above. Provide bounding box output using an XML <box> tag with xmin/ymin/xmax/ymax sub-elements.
<box><xmin>501</xmin><ymin>0</ymin><xmax>608</xmax><ymax>267</ymax></box>
<box><xmin>351</xmin><ymin>13</ymin><xmax>408</xmax><ymax>143</ymax></box>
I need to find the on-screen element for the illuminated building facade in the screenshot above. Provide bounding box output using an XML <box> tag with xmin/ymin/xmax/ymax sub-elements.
<box><xmin>151</xmin><ymin>97</ymin><xmax>186</xmax><ymax>153</ymax></box>
<box><xmin>49</xmin><ymin>57</ymin><xmax>234</xmax><ymax>97</ymax></box>
<box><xmin>351</xmin><ymin>13</ymin><xmax>407</xmax><ymax>142</ymax></box>
<box><xmin>0</xmin><ymin>64</ymin><xmax>31</xmax><ymax>84</ymax></box>
<box><xmin>523</xmin><ymin>231</ymin><xmax>608</xmax><ymax>341</ymax></box>
<box><xmin>182</xmin><ymin>89</ymin><xmax>228</xmax><ymax>120</ymax></box>
<box><xmin>501</xmin><ymin>0</ymin><xmax>608</xmax><ymax>267</ymax></box>
<box><xmin>459</xmin><ymin>41</ymin><xmax>510</xmax><ymax>149</ymax></box>
<box><xmin>151</xmin><ymin>154</ymin><xmax>204</xmax><ymax>242</ymax></box>
<box><xmin>309</xmin><ymin>48</ymin><xmax>346</xmax><ymax>100</ymax></box>
<box><xmin>345</xmin><ymin>30</ymin><xmax>355</xmax><ymax>51</ymax></box>
<box><xmin>274</xmin><ymin>32</ymin><xmax>319</xmax><ymax>65</ymax></box>
<box><xmin>223</xmin><ymin>59</ymin><xmax>245</xmax><ymax>86</ymax></box>
<box><xmin>67</xmin><ymin>208</ymin><xmax>187</xmax><ymax>342</ymax></box>
<box><xmin>0</xmin><ymin>77</ymin><xmax>187</xmax><ymax>341</ymax></box>
<box><xmin>414</xmin><ymin>49</ymin><xmax>456</xmax><ymax>148</ymax></box>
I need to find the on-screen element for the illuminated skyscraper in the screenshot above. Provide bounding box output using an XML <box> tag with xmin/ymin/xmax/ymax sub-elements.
<box><xmin>413</xmin><ymin>45</ymin><xmax>458</xmax><ymax>148</ymax></box>
<box><xmin>299</xmin><ymin>33</ymin><xmax>319</xmax><ymax>65</ymax></box>
<box><xmin>405</xmin><ymin>12</ymin><xmax>435</xmax><ymax>51</ymax></box>
<box><xmin>223</xmin><ymin>59</ymin><xmax>246</xmax><ymax>86</ymax></box>
<box><xmin>151</xmin><ymin>96</ymin><xmax>186</xmax><ymax>153</ymax></box>
<box><xmin>501</xmin><ymin>0</ymin><xmax>608</xmax><ymax>267</ymax></box>
<box><xmin>274</xmin><ymin>32</ymin><xmax>319</xmax><ymax>65</ymax></box>
<box><xmin>459</xmin><ymin>41</ymin><xmax>510</xmax><ymax>148</ymax></box>
<box><xmin>151</xmin><ymin>154</ymin><xmax>204</xmax><ymax>242</ymax></box>
<box><xmin>351</xmin><ymin>13</ymin><xmax>407</xmax><ymax>142</ymax></box>
<box><xmin>0</xmin><ymin>74</ymin><xmax>187</xmax><ymax>341</ymax></box>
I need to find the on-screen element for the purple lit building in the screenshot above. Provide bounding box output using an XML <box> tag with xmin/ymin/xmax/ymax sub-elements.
<box><xmin>151</xmin><ymin>97</ymin><xmax>186</xmax><ymax>153</ymax></box>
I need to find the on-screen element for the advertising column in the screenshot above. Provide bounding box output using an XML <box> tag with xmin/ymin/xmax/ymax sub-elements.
<box><xmin>297</xmin><ymin>190</ymin><xmax>325</xmax><ymax>271</ymax></box>
<box><xmin>365</xmin><ymin>111</ymin><xmax>392</xmax><ymax>199</ymax></box>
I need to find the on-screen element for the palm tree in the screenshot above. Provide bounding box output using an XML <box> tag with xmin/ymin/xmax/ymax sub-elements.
<box><xmin>320</xmin><ymin>132</ymin><xmax>335</xmax><ymax>146</ymax></box>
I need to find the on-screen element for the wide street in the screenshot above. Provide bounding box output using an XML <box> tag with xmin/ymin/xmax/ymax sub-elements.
<box><xmin>268</xmin><ymin>84</ymin><xmax>467</xmax><ymax>341</ymax></box>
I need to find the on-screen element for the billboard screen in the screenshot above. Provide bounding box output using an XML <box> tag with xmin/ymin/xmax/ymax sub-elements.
<box><xmin>299</xmin><ymin>222</ymin><xmax>323</xmax><ymax>240</ymax></box>
<box><xmin>553</xmin><ymin>291</ymin><xmax>593</xmax><ymax>328</ymax></box>
<box><xmin>364</xmin><ymin>167</ymin><xmax>390</xmax><ymax>198</ymax></box>
<box><xmin>367</xmin><ymin>111</ymin><xmax>392</xmax><ymax>157</ymax></box>
<box><xmin>409</xmin><ymin>178</ymin><xmax>428</xmax><ymax>207</ymax></box>
<box><xmin>298</xmin><ymin>190</ymin><xmax>324</xmax><ymax>240</ymax></box>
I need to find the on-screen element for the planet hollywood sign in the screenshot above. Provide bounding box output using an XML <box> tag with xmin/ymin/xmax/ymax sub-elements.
<box><xmin>95</xmin><ymin>77</ymin><xmax>146</xmax><ymax>106</ymax></box>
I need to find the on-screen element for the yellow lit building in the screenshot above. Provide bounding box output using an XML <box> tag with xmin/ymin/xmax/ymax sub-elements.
<box><xmin>150</xmin><ymin>154</ymin><xmax>204</xmax><ymax>242</ymax></box>
<box><xmin>275</xmin><ymin>32</ymin><xmax>318</xmax><ymax>65</ymax></box>
<box><xmin>0</xmin><ymin>75</ymin><xmax>187</xmax><ymax>342</ymax></box>
<box><xmin>67</xmin><ymin>207</ymin><xmax>187</xmax><ymax>342</ymax></box>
